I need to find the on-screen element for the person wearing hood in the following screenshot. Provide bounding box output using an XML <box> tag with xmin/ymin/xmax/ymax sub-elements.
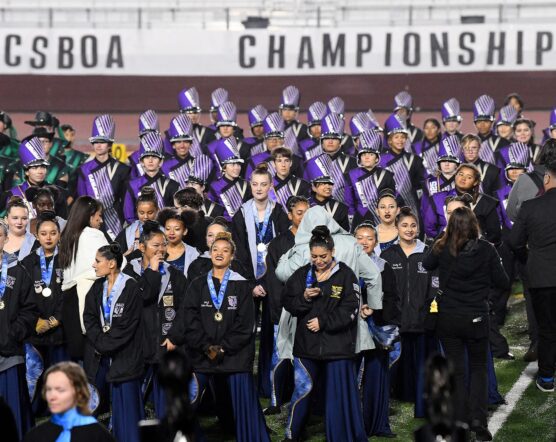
<box><xmin>424</xmin><ymin>207</ymin><xmax>509</xmax><ymax>441</ymax></box>
<box><xmin>282</xmin><ymin>225</ymin><xmax>366</xmax><ymax>442</ymax></box>
<box><xmin>274</xmin><ymin>206</ymin><xmax>382</xmax><ymax>375</ymax></box>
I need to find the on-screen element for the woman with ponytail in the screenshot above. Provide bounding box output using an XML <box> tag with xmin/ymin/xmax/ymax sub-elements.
<box><xmin>122</xmin><ymin>220</ymin><xmax>187</xmax><ymax>419</ymax></box>
<box><xmin>83</xmin><ymin>243</ymin><xmax>144</xmax><ymax>442</ymax></box>
<box><xmin>283</xmin><ymin>225</ymin><xmax>366</xmax><ymax>442</ymax></box>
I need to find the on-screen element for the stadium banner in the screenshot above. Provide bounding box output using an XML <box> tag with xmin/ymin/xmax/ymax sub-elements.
<box><xmin>0</xmin><ymin>24</ymin><xmax>554</xmax><ymax>76</ymax></box>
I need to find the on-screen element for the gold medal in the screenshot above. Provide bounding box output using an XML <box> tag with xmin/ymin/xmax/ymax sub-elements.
<box><xmin>102</xmin><ymin>325</ymin><xmax>111</xmax><ymax>333</ymax></box>
<box><xmin>214</xmin><ymin>311</ymin><xmax>223</xmax><ymax>322</ymax></box>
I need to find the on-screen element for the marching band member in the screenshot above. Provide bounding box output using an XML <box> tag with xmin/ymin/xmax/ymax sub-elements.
<box><xmin>77</xmin><ymin>115</ymin><xmax>130</xmax><ymax>239</ymax></box>
<box><xmin>283</xmin><ymin>225</ymin><xmax>366</xmax><ymax>442</ymax></box>
<box><xmin>123</xmin><ymin>132</ymin><xmax>179</xmax><ymax>224</ymax></box>
<box><xmin>0</xmin><ymin>219</ymin><xmax>36</xmax><ymax>438</ymax></box>
<box><xmin>83</xmin><ymin>244</ymin><xmax>144</xmax><ymax>442</ymax></box>
<box><xmin>174</xmin><ymin>232</ymin><xmax>270</xmax><ymax>442</ymax></box>
<box><xmin>122</xmin><ymin>221</ymin><xmax>187</xmax><ymax>418</ymax></box>
<box><xmin>4</xmin><ymin>197</ymin><xmax>36</xmax><ymax>261</ymax></box>
<box><xmin>21</xmin><ymin>211</ymin><xmax>67</xmax><ymax>413</ymax></box>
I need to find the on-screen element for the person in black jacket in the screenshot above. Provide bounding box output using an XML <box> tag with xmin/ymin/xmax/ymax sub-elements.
<box><xmin>231</xmin><ymin>163</ymin><xmax>290</xmax><ymax>398</ymax></box>
<box><xmin>83</xmin><ymin>243</ymin><xmax>144</xmax><ymax>442</ymax></box>
<box><xmin>122</xmin><ymin>220</ymin><xmax>188</xmax><ymax>418</ymax></box>
<box><xmin>263</xmin><ymin>196</ymin><xmax>309</xmax><ymax>415</ymax></box>
<box><xmin>21</xmin><ymin>211</ymin><xmax>67</xmax><ymax>415</ymax></box>
<box><xmin>23</xmin><ymin>362</ymin><xmax>115</xmax><ymax>442</ymax></box>
<box><xmin>0</xmin><ymin>220</ymin><xmax>36</xmax><ymax>439</ymax></box>
<box><xmin>423</xmin><ymin>207</ymin><xmax>509</xmax><ymax>441</ymax></box>
<box><xmin>355</xmin><ymin>221</ymin><xmax>400</xmax><ymax>438</ymax></box>
<box><xmin>509</xmin><ymin>158</ymin><xmax>556</xmax><ymax>393</ymax></box>
<box><xmin>283</xmin><ymin>226</ymin><xmax>366</xmax><ymax>442</ymax></box>
<box><xmin>171</xmin><ymin>232</ymin><xmax>269</xmax><ymax>442</ymax></box>
<box><xmin>187</xmin><ymin>217</ymin><xmax>251</xmax><ymax>282</ymax></box>
<box><xmin>381</xmin><ymin>207</ymin><xmax>437</xmax><ymax>419</ymax></box>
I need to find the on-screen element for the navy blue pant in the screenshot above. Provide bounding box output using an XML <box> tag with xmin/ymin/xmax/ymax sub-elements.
<box><xmin>94</xmin><ymin>357</ymin><xmax>145</xmax><ymax>442</ymax></box>
<box><xmin>360</xmin><ymin>349</ymin><xmax>394</xmax><ymax>437</ymax></box>
<box><xmin>286</xmin><ymin>358</ymin><xmax>366</xmax><ymax>442</ymax></box>
<box><xmin>391</xmin><ymin>333</ymin><xmax>431</xmax><ymax>418</ymax></box>
<box><xmin>142</xmin><ymin>364</ymin><xmax>166</xmax><ymax>419</ymax></box>
<box><xmin>190</xmin><ymin>371</ymin><xmax>269</xmax><ymax>442</ymax></box>
<box><xmin>257</xmin><ymin>298</ymin><xmax>274</xmax><ymax>398</ymax></box>
<box><xmin>0</xmin><ymin>364</ymin><xmax>33</xmax><ymax>440</ymax></box>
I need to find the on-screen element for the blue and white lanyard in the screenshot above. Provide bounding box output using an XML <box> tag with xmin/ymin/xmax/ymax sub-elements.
<box><xmin>39</xmin><ymin>247</ymin><xmax>57</xmax><ymax>287</ymax></box>
<box><xmin>102</xmin><ymin>273</ymin><xmax>126</xmax><ymax>326</ymax></box>
<box><xmin>207</xmin><ymin>268</ymin><xmax>231</xmax><ymax>310</ymax></box>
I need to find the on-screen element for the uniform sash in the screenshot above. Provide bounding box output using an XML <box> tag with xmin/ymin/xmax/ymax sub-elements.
<box><xmin>89</xmin><ymin>162</ymin><xmax>122</xmax><ymax>238</ymax></box>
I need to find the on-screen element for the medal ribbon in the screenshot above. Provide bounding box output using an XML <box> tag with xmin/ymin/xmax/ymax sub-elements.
<box><xmin>102</xmin><ymin>273</ymin><xmax>126</xmax><ymax>326</ymax></box>
<box><xmin>254</xmin><ymin>203</ymin><xmax>272</xmax><ymax>278</ymax></box>
<box><xmin>207</xmin><ymin>268</ymin><xmax>231</xmax><ymax>311</ymax></box>
<box><xmin>39</xmin><ymin>247</ymin><xmax>57</xmax><ymax>288</ymax></box>
<box><xmin>0</xmin><ymin>254</ymin><xmax>9</xmax><ymax>299</ymax></box>
<box><xmin>253</xmin><ymin>202</ymin><xmax>272</xmax><ymax>244</ymax></box>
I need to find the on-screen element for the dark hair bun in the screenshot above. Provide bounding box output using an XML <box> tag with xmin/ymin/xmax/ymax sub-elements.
<box><xmin>37</xmin><ymin>210</ymin><xmax>57</xmax><ymax>222</ymax></box>
<box><xmin>109</xmin><ymin>242</ymin><xmax>122</xmax><ymax>255</ymax></box>
<box><xmin>139</xmin><ymin>186</ymin><xmax>156</xmax><ymax>197</ymax></box>
<box><xmin>311</xmin><ymin>225</ymin><xmax>330</xmax><ymax>239</ymax></box>
<box><xmin>378</xmin><ymin>188</ymin><xmax>396</xmax><ymax>199</ymax></box>
<box><xmin>142</xmin><ymin>220</ymin><xmax>161</xmax><ymax>235</ymax></box>
<box><xmin>255</xmin><ymin>162</ymin><xmax>269</xmax><ymax>171</ymax></box>
<box><xmin>399</xmin><ymin>206</ymin><xmax>414</xmax><ymax>217</ymax></box>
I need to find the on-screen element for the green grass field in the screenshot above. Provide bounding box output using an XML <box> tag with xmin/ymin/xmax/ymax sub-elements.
<box><xmin>198</xmin><ymin>287</ymin><xmax>556</xmax><ymax>441</ymax></box>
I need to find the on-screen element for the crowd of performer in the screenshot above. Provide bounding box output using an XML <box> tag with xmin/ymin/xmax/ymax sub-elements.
<box><xmin>0</xmin><ymin>87</ymin><xmax>555</xmax><ymax>442</ymax></box>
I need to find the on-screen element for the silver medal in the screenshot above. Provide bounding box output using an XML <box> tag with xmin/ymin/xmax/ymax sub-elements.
<box><xmin>102</xmin><ymin>325</ymin><xmax>111</xmax><ymax>333</ymax></box>
<box><xmin>0</xmin><ymin>300</ymin><xmax>4</xmax><ymax>310</ymax></box>
<box><xmin>257</xmin><ymin>243</ymin><xmax>267</xmax><ymax>253</ymax></box>
<box><xmin>42</xmin><ymin>287</ymin><xmax>52</xmax><ymax>298</ymax></box>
